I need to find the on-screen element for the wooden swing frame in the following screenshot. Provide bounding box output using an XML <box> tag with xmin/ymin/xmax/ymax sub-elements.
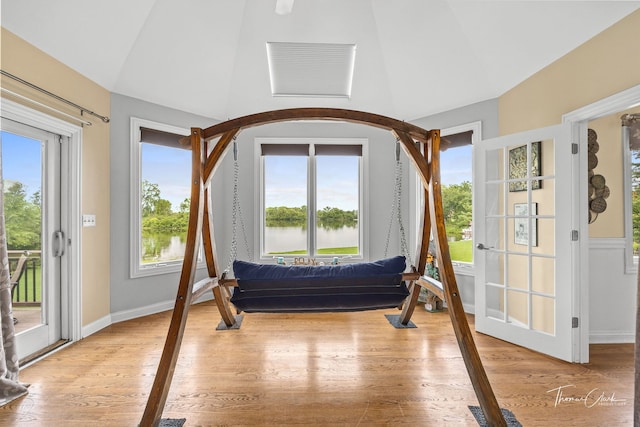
<box><xmin>139</xmin><ymin>108</ymin><xmax>506</xmax><ymax>426</ymax></box>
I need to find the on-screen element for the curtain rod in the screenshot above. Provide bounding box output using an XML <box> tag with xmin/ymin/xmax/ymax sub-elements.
<box><xmin>1</xmin><ymin>87</ymin><xmax>92</xmax><ymax>126</ymax></box>
<box><xmin>1</xmin><ymin>69</ymin><xmax>110</xmax><ymax>123</ymax></box>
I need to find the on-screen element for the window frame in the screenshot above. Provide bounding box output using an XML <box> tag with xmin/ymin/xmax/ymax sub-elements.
<box><xmin>129</xmin><ymin>117</ymin><xmax>200</xmax><ymax>278</ymax></box>
<box><xmin>416</xmin><ymin>121</ymin><xmax>481</xmax><ymax>276</ymax></box>
<box><xmin>256</xmin><ymin>137</ymin><xmax>368</xmax><ymax>262</ymax></box>
<box><xmin>623</xmin><ymin>124</ymin><xmax>639</xmax><ymax>274</ymax></box>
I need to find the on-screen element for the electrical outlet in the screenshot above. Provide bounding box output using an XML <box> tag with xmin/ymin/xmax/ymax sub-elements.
<box><xmin>82</xmin><ymin>214</ymin><xmax>96</xmax><ymax>227</ymax></box>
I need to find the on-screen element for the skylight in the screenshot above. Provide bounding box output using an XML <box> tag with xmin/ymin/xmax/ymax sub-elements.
<box><xmin>266</xmin><ymin>42</ymin><xmax>356</xmax><ymax>98</ymax></box>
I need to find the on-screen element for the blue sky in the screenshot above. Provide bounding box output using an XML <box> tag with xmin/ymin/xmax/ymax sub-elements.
<box><xmin>142</xmin><ymin>143</ymin><xmax>192</xmax><ymax>210</ymax></box>
<box><xmin>440</xmin><ymin>145</ymin><xmax>472</xmax><ymax>185</ymax></box>
<box><xmin>264</xmin><ymin>146</ymin><xmax>471</xmax><ymax>210</ymax></box>
<box><xmin>2</xmin><ymin>130</ymin><xmax>471</xmax><ymax>211</ymax></box>
<box><xmin>265</xmin><ymin>155</ymin><xmax>359</xmax><ymax>210</ymax></box>
<box><xmin>143</xmin><ymin>150</ymin><xmax>362</xmax><ymax>212</ymax></box>
<box><xmin>1</xmin><ymin>131</ymin><xmax>42</xmax><ymax>198</ymax></box>
<box><xmin>143</xmin><ymin>146</ymin><xmax>471</xmax><ymax>211</ymax></box>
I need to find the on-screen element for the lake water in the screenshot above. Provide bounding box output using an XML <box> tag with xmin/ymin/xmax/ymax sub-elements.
<box><xmin>142</xmin><ymin>226</ymin><xmax>359</xmax><ymax>262</ymax></box>
<box><xmin>264</xmin><ymin>225</ymin><xmax>358</xmax><ymax>253</ymax></box>
<box><xmin>142</xmin><ymin>234</ymin><xmax>187</xmax><ymax>263</ymax></box>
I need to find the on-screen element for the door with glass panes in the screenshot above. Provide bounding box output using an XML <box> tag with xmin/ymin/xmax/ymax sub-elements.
<box><xmin>474</xmin><ymin>124</ymin><xmax>575</xmax><ymax>362</ymax></box>
<box><xmin>1</xmin><ymin>119</ymin><xmax>64</xmax><ymax>360</ymax></box>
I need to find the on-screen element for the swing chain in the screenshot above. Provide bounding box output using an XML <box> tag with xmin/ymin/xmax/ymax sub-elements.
<box><xmin>226</xmin><ymin>138</ymin><xmax>253</xmax><ymax>273</ymax></box>
<box><xmin>383</xmin><ymin>142</ymin><xmax>411</xmax><ymax>261</ymax></box>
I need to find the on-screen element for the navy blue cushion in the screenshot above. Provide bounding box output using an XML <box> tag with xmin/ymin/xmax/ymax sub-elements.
<box><xmin>231</xmin><ymin>256</ymin><xmax>409</xmax><ymax>313</ymax></box>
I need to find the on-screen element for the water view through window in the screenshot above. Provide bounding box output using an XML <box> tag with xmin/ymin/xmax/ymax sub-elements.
<box><xmin>140</xmin><ymin>142</ymin><xmax>191</xmax><ymax>264</ymax></box>
<box><xmin>263</xmin><ymin>147</ymin><xmax>360</xmax><ymax>256</ymax></box>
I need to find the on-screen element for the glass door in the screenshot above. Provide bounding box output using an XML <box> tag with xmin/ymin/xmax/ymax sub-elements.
<box><xmin>1</xmin><ymin>119</ymin><xmax>64</xmax><ymax>360</ymax></box>
<box><xmin>474</xmin><ymin>124</ymin><xmax>575</xmax><ymax>361</ymax></box>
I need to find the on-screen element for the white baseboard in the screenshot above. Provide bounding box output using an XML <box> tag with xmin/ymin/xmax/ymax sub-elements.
<box><xmin>110</xmin><ymin>300</ymin><xmax>175</xmax><ymax>325</ymax></box>
<box><xmin>81</xmin><ymin>314</ymin><xmax>112</xmax><ymax>338</ymax></box>
<box><xmin>590</xmin><ymin>331</ymin><xmax>635</xmax><ymax>344</ymax></box>
<box><xmin>82</xmin><ymin>294</ymin><xmax>215</xmax><ymax>338</ymax></box>
<box><xmin>111</xmin><ymin>293</ymin><xmax>215</xmax><ymax>324</ymax></box>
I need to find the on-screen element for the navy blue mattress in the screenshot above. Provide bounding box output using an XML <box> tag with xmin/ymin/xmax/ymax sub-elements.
<box><xmin>231</xmin><ymin>256</ymin><xmax>409</xmax><ymax>313</ymax></box>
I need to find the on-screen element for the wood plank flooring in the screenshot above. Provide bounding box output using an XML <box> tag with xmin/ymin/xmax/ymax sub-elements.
<box><xmin>0</xmin><ymin>301</ymin><xmax>633</xmax><ymax>426</ymax></box>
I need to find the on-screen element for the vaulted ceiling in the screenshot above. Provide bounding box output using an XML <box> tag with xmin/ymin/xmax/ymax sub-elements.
<box><xmin>2</xmin><ymin>1</ymin><xmax>639</xmax><ymax>121</ymax></box>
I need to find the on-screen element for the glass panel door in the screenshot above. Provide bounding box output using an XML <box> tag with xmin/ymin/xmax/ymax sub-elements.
<box><xmin>1</xmin><ymin>119</ymin><xmax>63</xmax><ymax>360</ymax></box>
<box><xmin>474</xmin><ymin>124</ymin><xmax>574</xmax><ymax>361</ymax></box>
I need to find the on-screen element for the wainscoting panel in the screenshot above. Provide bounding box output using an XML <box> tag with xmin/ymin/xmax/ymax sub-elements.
<box><xmin>589</xmin><ymin>238</ymin><xmax>636</xmax><ymax>343</ymax></box>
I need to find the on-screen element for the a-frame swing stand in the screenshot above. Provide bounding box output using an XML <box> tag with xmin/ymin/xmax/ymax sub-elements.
<box><xmin>139</xmin><ymin>108</ymin><xmax>507</xmax><ymax>427</ymax></box>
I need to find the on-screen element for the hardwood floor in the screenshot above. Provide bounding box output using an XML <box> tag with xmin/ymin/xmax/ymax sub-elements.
<box><xmin>1</xmin><ymin>301</ymin><xmax>633</xmax><ymax>426</ymax></box>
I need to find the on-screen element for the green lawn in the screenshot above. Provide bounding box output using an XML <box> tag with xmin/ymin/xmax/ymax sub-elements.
<box><xmin>269</xmin><ymin>242</ymin><xmax>473</xmax><ymax>262</ymax></box>
<box><xmin>448</xmin><ymin>239</ymin><xmax>473</xmax><ymax>263</ymax></box>
<box><xmin>318</xmin><ymin>247</ymin><xmax>358</xmax><ymax>255</ymax></box>
<box><xmin>269</xmin><ymin>246</ymin><xmax>359</xmax><ymax>256</ymax></box>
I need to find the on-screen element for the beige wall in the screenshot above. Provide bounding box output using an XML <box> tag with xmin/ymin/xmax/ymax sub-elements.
<box><xmin>497</xmin><ymin>10</ymin><xmax>640</xmax><ymax>334</ymax></box>
<box><xmin>500</xmin><ymin>9</ymin><xmax>640</xmax><ymax>133</ymax></box>
<box><xmin>499</xmin><ymin>10</ymin><xmax>640</xmax><ymax>239</ymax></box>
<box><xmin>587</xmin><ymin>106</ymin><xmax>640</xmax><ymax>237</ymax></box>
<box><xmin>1</xmin><ymin>28</ymin><xmax>111</xmax><ymax>326</ymax></box>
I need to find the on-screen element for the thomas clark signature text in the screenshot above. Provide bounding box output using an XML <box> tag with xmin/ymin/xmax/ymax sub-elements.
<box><xmin>547</xmin><ymin>385</ymin><xmax>627</xmax><ymax>408</ymax></box>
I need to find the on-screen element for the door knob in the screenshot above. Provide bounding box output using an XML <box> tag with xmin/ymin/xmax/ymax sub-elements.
<box><xmin>476</xmin><ymin>243</ymin><xmax>492</xmax><ymax>250</ymax></box>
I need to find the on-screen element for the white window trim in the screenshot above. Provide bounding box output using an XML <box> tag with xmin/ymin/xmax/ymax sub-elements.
<box><xmin>255</xmin><ymin>137</ymin><xmax>369</xmax><ymax>262</ymax></box>
<box><xmin>129</xmin><ymin>117</ymin><xmax>198</xmax><ymax>278</ymax></box>
<box><xmin>622</xmin><ymin>124</ymin><xmax>639</xmax><ymax>274</ymax></box>
<box><xmin>435</xmin><ymin>121</ymin><xmax>481</xmax><ymax>276</ymax></box>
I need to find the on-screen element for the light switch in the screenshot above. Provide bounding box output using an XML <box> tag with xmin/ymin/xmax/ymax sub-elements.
<box><xmin>82</xmin><ymin>214</ymin><xmax>96</xmax><ymax>227</ymax></box>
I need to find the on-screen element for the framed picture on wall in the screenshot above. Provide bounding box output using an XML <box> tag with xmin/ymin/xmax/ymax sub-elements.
<box><xmin>509</xmin><ymin>141</ymin><xmax>542</xmax><ymax>192</ymax></box>
<box><xmin>514</xmin><ymin>203</ymin><xmax>537</xmax><ymax>246</ymax></box>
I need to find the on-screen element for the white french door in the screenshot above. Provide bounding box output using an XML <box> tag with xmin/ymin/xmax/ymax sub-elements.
<box><xmin>1</xmin><ymin>118</ymin><xmax>65</xmax><ymax>360</ymax></box>
<box><xmin>474</xmin><ymin>124</ymin><xmax>577</xmax><ymax>362</ymax></box>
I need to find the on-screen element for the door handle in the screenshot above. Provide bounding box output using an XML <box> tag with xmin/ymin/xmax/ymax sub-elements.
<box><xmin>53</xmin><ymin>230</ymin><xmax>65</xmax><ymax>257</ymax></box>
<box><xmin>476</xmin><ymin>243</ymin><xmax>493</xmax><ymax>250</ymax></box>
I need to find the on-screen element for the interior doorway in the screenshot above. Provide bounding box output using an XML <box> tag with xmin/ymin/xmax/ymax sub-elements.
<box><xmin>563</xmin><ymin>83</ymin><xmax>640</xmax><ymax>363</ymax></box>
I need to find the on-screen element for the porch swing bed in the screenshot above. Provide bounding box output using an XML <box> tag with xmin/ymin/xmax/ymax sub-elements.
<box><xmin>139</xmin><ymin>108</ymin><xmax>509</xmax><ymax>427</ymax></box>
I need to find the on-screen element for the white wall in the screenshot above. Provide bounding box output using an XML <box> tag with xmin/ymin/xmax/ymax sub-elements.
<box><xmin>589</xmin><ymin>239</ymin><xmax>636</xmax><ymax>343</ymax></box>
<box><xmin>109</xmin><ymin>94</ymin><xmax>215</xmax><ymax>319</ymax></box>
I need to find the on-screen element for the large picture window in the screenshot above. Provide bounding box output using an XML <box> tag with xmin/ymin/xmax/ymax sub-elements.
<box><xmin>130</xmin><ymin>118</ymin><xmax>193</xmax><ymax>277</ymax></box>
<box><xmin>259</xmin><ymin>138</ymin><xmax>366</xmax><ymax>260</ymax></box>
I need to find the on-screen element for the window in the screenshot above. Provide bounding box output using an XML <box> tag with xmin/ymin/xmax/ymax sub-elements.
<box><xmin>432</xmin><ymin>122</ymin><xmax>480</xmax><ymax>272</ymax></box>
<box><xmin>440</xmin><ymin>137</ymin><xmax>473</xmax><ymax>264</ymax></box>
<box><xmin>130</xmin><ymin>118</ymin><xmax>194</xmax><ymax>277</ymax></box>
<box><xmin>623</xmin><ymin>112</ymin><xmax>640</xmax><ymax>272</ymax></box>
<box><xmin>258</xmin><ymin>138</ymin><xmax>366</xmax><ymax>260</ymax></box>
